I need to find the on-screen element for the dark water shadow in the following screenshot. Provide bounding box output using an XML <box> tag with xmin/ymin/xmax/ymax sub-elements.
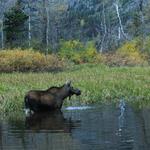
<box><xmin>0</xmin><ymin>110</ymin><xmax>81</xmax><ymax>150</ymax></box>
<box><xmin>25</xmin><ymin>110</ymin><xmax>81</xmax><ymax>133</ymax></box>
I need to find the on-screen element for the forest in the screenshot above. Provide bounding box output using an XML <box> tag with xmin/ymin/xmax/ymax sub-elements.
<box><xmin>0</xmin><ymin>0</ymin><xmax>149</xmax><ymax>51</ymax></box>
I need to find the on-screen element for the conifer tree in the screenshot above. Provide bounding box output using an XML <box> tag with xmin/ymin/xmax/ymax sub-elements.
<box><xmin>4</xmin><ymin>0</ymin><xmax>28</xmax><ymax>47</ymax></box>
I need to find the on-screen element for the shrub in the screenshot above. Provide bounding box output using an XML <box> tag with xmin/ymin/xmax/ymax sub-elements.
<box><xmin>59</xmin><ymin>40</ymin><xmax>103</xmax><ymax>64</ymax></box>
<box><xmin>59</xmin><ymin>40</ymin><xmax>84</xmax><ymax>59</ymax></box>
<box><xmin>105</xmin><ymin>40</ymin><xmax>148</xmax><ymax>66</ymax></box>
<box><xmin>117</xmin><ymin>40</ymin><xmax>147</xmax><ymax>66</ymax></box>
<box><xmin>0</xmin><ymin>49</ymin><xmax>65</xmax><ymax>72</ymax></box>
<box><xmin>80</xmin><ymin>41</ymin><xmax>98</xmax><ymax>63</ymax></box>
<box><xmin>143</xmin><ymin>36</ymin><xmax>150</xmax><ymax>62</ymax></box>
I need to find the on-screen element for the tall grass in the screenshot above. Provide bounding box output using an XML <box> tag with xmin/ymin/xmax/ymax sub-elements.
<box><xmin>0</xmin><ymin>64</ymin><xmax>150</xmax><ymax>113</ymax></box>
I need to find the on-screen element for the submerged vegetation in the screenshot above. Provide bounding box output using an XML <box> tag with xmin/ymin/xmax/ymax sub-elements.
<box><xmin>0</xmin><ymin>64</ymin><xmax>150</xmax><ymax>113</ymax></box>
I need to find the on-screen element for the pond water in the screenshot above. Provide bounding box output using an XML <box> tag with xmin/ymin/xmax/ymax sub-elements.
<box><xmin>0</xmin><ymin>102</ymin><xmax>150</xmax><ymax>150</ymax></box>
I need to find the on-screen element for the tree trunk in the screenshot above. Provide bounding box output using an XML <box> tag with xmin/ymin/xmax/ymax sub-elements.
<box><xmin>114</xmin><ymin>2</ymin><xmax>128</xmax><ymax>40</ymax></box>
<box><xmin>28</xmin><ymin>1</ymin><xmax>31</xmax><ymax>47</ymax></box>
<box><xmin>118</xmin><ymin>27</ymin><xmax>121</xmax><ymax>40</ymax></box>
<box><xmin>43</xmin><ymin>0</ymin><xmax>50</xmax><ymax>55</ymax></box>
<box><xmin>100</xmin><ymin>3</ymin><xmax>107</xmax><ymax>53</ymax></box>
<box><xmin>0</xmin><ymin>18</ymin><xmax>4</xmax><ymax>49</ymax></box>
<box><xmin>46</xmin><ymin>6</ymin><xmax>49</xmax><ymax>55</ymax></box>
<box><xmin>139</xmin><ymin>0</ymin><xmax>144</xmax><ymax>51</ymax></box>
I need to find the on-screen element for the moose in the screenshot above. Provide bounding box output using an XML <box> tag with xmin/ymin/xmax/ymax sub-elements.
<box><xmin>24</xmin><ymin>81</ymin><xmax>81</xmax><ymax>113</ymax></box>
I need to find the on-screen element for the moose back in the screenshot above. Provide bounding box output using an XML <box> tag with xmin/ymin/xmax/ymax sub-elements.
<box><xmin>24</xmin><ymin>81</ymin><xmax>81</xmax><ymax>112</ymax></box>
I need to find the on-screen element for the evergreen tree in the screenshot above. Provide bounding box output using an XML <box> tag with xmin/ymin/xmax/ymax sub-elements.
<box><xmin>4</xmin><ymin>0</ymin><xmax>28</xmax><ymax>47</ymax></box>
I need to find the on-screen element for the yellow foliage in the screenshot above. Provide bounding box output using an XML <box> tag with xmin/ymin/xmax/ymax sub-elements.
<box><xmin>143</xmin><ymin>36</ymin><xmax>150</xmax><ymax>63</ymax></box>
<box><xmin>0</xmin><ymin>49</ymin><xmax>65</xmax><ymax>72</ymax></box>
<box><xmin>59</xmin><ymin>40</ymin><xmax>84</xmax><ymax>59</ymax></box>
<box><xmin>95</xmin><ymin>54</ymin><xmax>105</xmax><ymax>64</ymax></box>
<box><xmin>115</xmin><ymin>41</ymin><xmax>147</xmax><ymax>66</ymax></box>
<box><xmin>84</xmin><ymin>41</ymin><xmax>97</xmax><ymax>57</ymax></box>
<box><xmin>59</xmin><ymin>40</ymin><xmax>100</xmax><ymax>64</ymax></box>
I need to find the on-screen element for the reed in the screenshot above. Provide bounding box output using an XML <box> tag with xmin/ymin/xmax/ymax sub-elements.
<box><xmin>0</xmin><ymin>64</ymin><xmax>150</xmax><ymax>113</ymax></box>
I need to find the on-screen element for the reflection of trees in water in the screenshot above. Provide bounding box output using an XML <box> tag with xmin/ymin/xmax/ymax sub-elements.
<box><xmin>141</xmin><ymin>109</ymin><xmax>150</xmax><ymax>147</ymax></box>
<box><xmin>132</xmin><ymin>108</ymin><xmax>150</xmax><ymax>150</ymax></box>
<box><xmin>0</xmin><ymin>124</ymin><xmax>3</xmax><ymax>149</ymax></box>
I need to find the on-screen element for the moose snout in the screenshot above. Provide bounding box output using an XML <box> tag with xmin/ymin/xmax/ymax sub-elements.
<box><xmin>76</xmin><ymin>89</ymin><xmax>81</xmax><ymax>96</ymax></box>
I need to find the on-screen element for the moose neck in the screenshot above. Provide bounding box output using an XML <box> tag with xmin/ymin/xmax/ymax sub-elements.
<box><xmin>57</xmin><ymin>88</ymin><xmax>70</xmax><ymax>100</ymax></box>
<box><xmin>55</xmin><ymin>87</ymin><xmax>69</xmax><ymax>107</ymax></box>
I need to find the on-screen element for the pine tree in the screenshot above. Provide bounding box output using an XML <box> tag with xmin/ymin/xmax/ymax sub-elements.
<box><xmin>4</xmin><ymin>0</ymin><xmax>28</xmax><ymax>47</ymax></box>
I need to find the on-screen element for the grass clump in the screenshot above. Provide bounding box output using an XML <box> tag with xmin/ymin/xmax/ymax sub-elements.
<box><xmin>0</xmin><ymin>64</ymin><xmax>150</xmax><ymax>114</ymax></box>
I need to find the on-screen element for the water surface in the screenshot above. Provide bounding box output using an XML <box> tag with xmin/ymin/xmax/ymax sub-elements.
<box><xmin>0</xmin><ymin>104</ymin><xmax>150</xmax><ymax>150</ymax></box>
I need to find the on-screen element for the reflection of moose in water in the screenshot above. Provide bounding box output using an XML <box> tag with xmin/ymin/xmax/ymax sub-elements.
<box><xmin>24</xmin><ymin>81</ymin><xmax>81</xmax><ymax>113</ymax></box>
<box><xmin>25</xmin><ymin>111</ymin><xmax>80</xmax><ymax>133</ymax></box>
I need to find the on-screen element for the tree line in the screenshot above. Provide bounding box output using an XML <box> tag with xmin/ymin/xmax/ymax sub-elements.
<box><xmin>0</xmin><ymin>0</ymin><xmax>150</xmax><ymax>53</ymax></box>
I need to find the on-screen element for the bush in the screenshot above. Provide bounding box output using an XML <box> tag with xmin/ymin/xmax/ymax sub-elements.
<box><xmin>80</xmin><ymin>41</ymin><xmax>98</xmax><ymax>63</ymax></box>
<box><xmin>59</xmin><ymin>40</ymin><xmax>103</xmax><ymax>64</ymax></box>
<box><xmin>104</xmin><ymin>40</ymin><xmax>148</xmax><ymax>66</ymax></box>
<box><xmin>0</xmin><ymin>49</ymin><xmax>65</xmax><ymax>72</ymax></box>
<box><xmin>143</xmin><ymin>36</ymin><xmax>150</xmax><ymax>62</ymax></box>
<box><xmin>59</xmin><ymin>40</ymin><xmax>84</xmax><ymax>59</ymax></box>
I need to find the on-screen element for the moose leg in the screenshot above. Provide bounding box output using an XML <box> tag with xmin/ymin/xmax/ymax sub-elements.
<box><xmin>24</xmin><ymin>96</ymin><xmax>34</xmax><ymax>115</ymax></box>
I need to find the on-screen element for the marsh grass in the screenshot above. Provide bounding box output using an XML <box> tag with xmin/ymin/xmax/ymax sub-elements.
<box><xmin>0</xmin><ymin>64</ymin><xmax>150</xmax><ymax>113</ymax></box>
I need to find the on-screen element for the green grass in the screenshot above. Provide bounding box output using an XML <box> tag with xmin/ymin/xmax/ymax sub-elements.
<box><xmin>0</xmin><ymin>64</ymin><xmax>150</xmax><ymax>114</ymax></box>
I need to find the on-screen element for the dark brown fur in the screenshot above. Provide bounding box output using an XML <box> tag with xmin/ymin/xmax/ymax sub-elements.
<box><xmin>24</xmin><ymin>82</ymin><xmax>81</xmax><ymax>112</ymax></box>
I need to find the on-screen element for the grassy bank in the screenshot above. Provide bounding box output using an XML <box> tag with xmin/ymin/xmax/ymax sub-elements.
<box><xmin>0</xmin><ymin>64</ymin><xmax>150</xmax><ymax>113</ymax></box>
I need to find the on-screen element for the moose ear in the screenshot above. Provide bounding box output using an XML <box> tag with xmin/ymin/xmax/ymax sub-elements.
<box><xmin>66</xmin><ymin>80</ymin><xmax>71</xmax><ymax>86</ymax></box>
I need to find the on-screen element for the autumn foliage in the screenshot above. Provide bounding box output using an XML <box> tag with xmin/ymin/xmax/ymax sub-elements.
<box><xmin>0</xmin><ymin>49</ymin><xmax>65</xmax><ymax>72</ymax></box>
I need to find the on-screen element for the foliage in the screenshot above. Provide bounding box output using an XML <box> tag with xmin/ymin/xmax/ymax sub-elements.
<box><xmin>0</xmin><ymin>49</ymin><xmax>65</xmax><ymax>72</ymax></box>
<box><xmin>104</xmin><ymin>40</ymin><xmax>148</xmax><ymax>66</ymax></box>
<box><xmin>117</xmin><ymin>40</ymin><xmax>147</xmax><ymax>65</ymax></box>
<box><xmin>80</xmin><ymin>41</ymin><xmax>98</xmax><ymax>63</ymax></box>
<box><xmin>143</xmin><ymin>36</ymin><xmax>150</xmax><ymax>62</ymax></box>
<box><xmin>59</xmin><ymin>40</ymin><xmax>102</xmax><ymax>64</ymax></box>
<box><xmin>59</xmin><ymin>40</ymin><xmax>84</xmax><ymax>59</ymax></box>
<box><xmin>1</xmin><ymin>0</ymin><xmax>150</xmax><ymax>51</ymax></box>
<box><xmin>4</xmin><ymin>1</ymin><xmax>28</xmax><ymax>47</ymax></box>
<box><xmin>0</xmin><ymin>64</ymin><xmax>150</xmax><ymax>113</ymax></box>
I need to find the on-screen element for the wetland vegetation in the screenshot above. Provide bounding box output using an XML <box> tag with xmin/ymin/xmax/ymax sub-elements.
<box><xmin>0</xmin><ymin>64</ymin><xmax>149</xmax><ymax>114</ymax></box>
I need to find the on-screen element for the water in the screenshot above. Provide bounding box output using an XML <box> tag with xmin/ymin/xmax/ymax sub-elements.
<box><xmin>66</xmin><ymin>106</ymin><xmax>92</xmax><ymax>110</ymax></box>
<box><xmin>118</xmin><ymin>99</ymin><xmax>126</xmax><ymax>132</ymax></box>
<box><xmin>1</xmin><ymin>103</ymin><xmax>150</xmax><ymax>150</ymax></box>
